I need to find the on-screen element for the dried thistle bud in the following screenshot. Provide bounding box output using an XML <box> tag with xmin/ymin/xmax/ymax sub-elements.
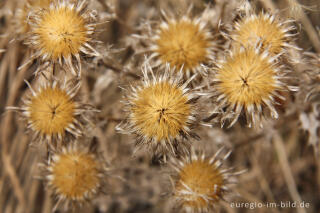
<box><xmin>26</xmin><ymin>0</ymin><xmax>100</xmax><ymax>74</ymax></box>
<box><xmin>43</xmin><ymin>143</ymin><xmax>106</xmax><ymax>210</ymax></box>
<box><xmin>117</xmin><ymin>64</ymin><xmax>199</xmax><ymax>157</ymax></box>
<box><xmin>136</xmin><ymin>11</ymin><xmax>215</xmax><ymax>77</ymax></box>
<box><xmin>169</xmin><ymin>148</ymin><xmax>242</xmax><ymax>212</ymax></box>
<box><xmin>232</xmin><ymin>12</ymin><xmax>297</xmax><ymax>55</ymax></box>
<box><xmin>13</xmin><ymin>77</ymin><xmax>96</xmax><ymax>143</ymax></box>
<box><xmin>208</xmin><ymin>45</ymin><xmax>295</xmax><ymax>127</ymax></box>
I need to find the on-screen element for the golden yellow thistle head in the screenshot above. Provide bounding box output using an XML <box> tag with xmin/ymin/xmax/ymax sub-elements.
<box><xmin>117</xmin><ymin>65</ymin><xmax>199</xmax><ymax>156</ymax></box>
<box><xmin>210</xmin><ymin>45</ymin><xmax>291</xmax><ymax>127</ymax></box>
<box><xmin>170</xmin><ymin>148</ymin><xmax>241</xmax><ymax>212</ymax></box>
<box><xmin>27</xmin><ymin>0</ymin><xmax>99</xmax><ymax>73</ymax></box>
<box><xmin>232</xmin><ymin>13</ymin><xmax>296</xmax><ymax>55</ymax></box>
<box><xmin>45</xmin><ymin>145</ymin><xmax>104</xmax><ymax>208</ymax></box>
<box><xmin>20</xmin><ymin>79</ymin><xmax>90</xmax><ymax>142</ymax></box>
<box><xmin>148</xmin><ymin>16</ymin><xmax>214</xmax><ymax>76</ymax></box>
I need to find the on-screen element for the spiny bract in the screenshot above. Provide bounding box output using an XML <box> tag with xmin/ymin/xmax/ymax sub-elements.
<box><xmin>16</xmin><ymin>0</ymin><xmax>52</xmax><ymax>35</ymax></box>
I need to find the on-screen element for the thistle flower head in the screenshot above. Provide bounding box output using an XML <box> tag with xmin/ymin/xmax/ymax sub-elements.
<box><xmin>232</xmin><ymin>12</ymin><xmax>296</xmax><ymax>55</ymax></box>
<box><xmin>209</xmin><ymin>45</ymin><xmax>292</xmax><ymax>127</ymax></box>
<box><xmin>169</xmin><ymin>148</ymin><xmax>240</xmax><ymax>212</ymax></box>
<box><xmin>26</xmin><ymin>0</ymin><xmax>99</xmax><ymax>74</ymax></box>
<box><xmin>139</xmin><ymin>12</ymin><xmax>215</xmax><ymax>77</ymax></box>
<box><xmin>19</xmin><ymin>78</ymin><xmax>94</xmax><ymax>143</ymax></box>
<box><xmin>44</xmin><ymin>144</ymin><xmax>105</xmax><ymax>209</ymax></box>
<box><xmin>117</xmin><ymin>64</ymin><xmax>199</xmax><ymax>157</ymax></box>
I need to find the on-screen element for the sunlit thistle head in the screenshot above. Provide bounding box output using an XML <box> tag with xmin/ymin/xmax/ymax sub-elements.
<box><xmin>45</xmin><ymin>144</ymin><xmax>105</xmax><ymax>209</ymax></box>
<box><xmin>26</xmin><ymin>0</ymin><xmax>99</xmax><ymax>74</ymax></box>
<box><xmin>19</xmin><ymin>78</ymin><xmax>93</xmax><ymax>142</ymax></box>
<box><xmin>170</xmin><ymin>148</ymin><xmax>241</xmax><ymax>212</ymax></box>
<box><xmin>117</xmin><ymin>65</ymin><xmax>199</xmax><ymax>157</ymax></box>
<box><xmin>232</xmin><ymin>13</ymin><xmax>296</xmax><ymax>55</ymax></box>
<box><xmin>147</xmin><ymin>15</ymin><xmax>214</xmax><ymax>76</ymax></box>
<box><xmin>210</xmin><ymin>45</ymin><xmax>291</xmax><ymax>127</ymax></box>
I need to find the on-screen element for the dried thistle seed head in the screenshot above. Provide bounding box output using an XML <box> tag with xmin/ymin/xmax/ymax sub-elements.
<box><xmin>45</xmin><ymin>144</ymin><xmax>105</xmax><ymax>208</ymax></box>
<box><xmin>19</xmin><ymin>78</ymin><xmax>93</xmax><ymax>142</ymax></box>
<box><xmin>232</xmin><ymin>12</ymin><xmax>296</xmax><ymax>55</ymax></box>
<box><xmin>170</xmin><ymin>148</ymin><xmax>240</xmax><ymax>212</ymax></box>
<box><xmin>210</xmin><ymin>45</ymin><xmax>291</xmax><ymax>127</ymax></box>
<box><xmin>153</xmin><ymin>18</ymin><xmax>213</xmax><ymax>73</ymax></box>
<box><xmin>26</xmin><ymin>0</ymin><xmax>99</xmax><ymax>74</ymax></box>
<box><xmin>138</xmin><ymin>12</ymin><xmax>215</xmax><ymax>77</ymax></box>
<box><xmin>117</xmin><ymin>65</ymin><xmax>199</xmax><ymax>156</ymax></box>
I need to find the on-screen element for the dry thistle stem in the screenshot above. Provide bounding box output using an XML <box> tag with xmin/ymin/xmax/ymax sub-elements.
<box><xmin>232</xmin><ymin>12</ymin><xmax>297</xmax><ymax>55</ymax></box>
<box><xmin>208</xmin><ymin>45</ymin><xmax>293</xmax><ymax>127</ymax></box>
<box><xmin>169</xmin><ymin>148</ymin><xmax>241</xmax><ymax>213</ymax></box>
<box><xmin>13</xmin><ymin>77</ymin><xmax>96</xmax><ymax>143</ymax></box>
<box><xmin>137</xmin><ymin>11</ymin><xmax>215</xmax><ymax>77</ymax></box>
<box><xmin>43</xmin><ymin>144</ymin><xmax>106</xmax><ymax>210</ymax></box>
<box><xmin>117</xmin><ymin>64</ymin><xmax>199</xmax><ymax>157</ymax></box>
<box><xmin>26</xmin><ymin>0</ymin><xmax>100</xmax><ymax>74</ymax></box>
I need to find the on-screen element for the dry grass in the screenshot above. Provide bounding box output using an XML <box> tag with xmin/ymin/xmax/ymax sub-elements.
<box><xmin>0</xmin><ymin>0</ymin><xmax>320</xmax><ymax>213</ymax></box>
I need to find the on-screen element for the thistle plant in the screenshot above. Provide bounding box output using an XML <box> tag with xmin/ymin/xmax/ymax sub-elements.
<box><xmin>2</xmin><ymin>0</ymin><xmax>318</xmax><ymax>212</ymax></box>
<box><xmin>169</xmin><ymin>148</ymin><xmax>242</xmax><ymax>212</ymax></box>
<box><xmin>231</xmin><ymin>12</ymin><xmax>298</xmax><ymax>55</ymax></box>
<box><xmin>9</xmin><ymin>77</ymin><xmax>96</xmax><ymax>144</ymax></box>
<box><xmin>117</xmin><ymin>64</ymin><xmax>200</xmax><ymax>157</ymax></box>
<box><xmin>207</xmin><ymin>44</ymin><xmax>293</xmax><ymax>127</ymax></box>
<box><xmin>134</xmin><ymin>10</ymin><xmax>216</xmax><ymax>77</ymax></box>
<box><xmin>25</xmin><ymin>0</ymin><xmax>100</xmax><ymax>74</ymax></box>
<box><xmin>42</xmin><ymin>143</ymin><xmax>107</xmax><ymax>210</ymax></box>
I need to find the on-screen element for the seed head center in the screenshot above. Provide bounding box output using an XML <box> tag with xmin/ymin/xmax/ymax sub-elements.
<box><xmin>177</xmin><ymin>160</ymin><xmax>223</xmax><ymax>207</ymax></box>
<box><xmin>29</xmin><ymin>88</ymin><xmax>75</xmax><ymax>135</ymax></box>
<box><xmin>131</xmin><ymin>82</ymin><xmax>191</xmax><ymax>141</ymax></box>
<box><xmin>217</xmin><ymin>49</ymin><xmax>277</xmax><ymax>106</ymax></box>
<box><xmin>51</xmin><ymin>153</ymin><xmax>100</xmax><ymax>199</ymax></box>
